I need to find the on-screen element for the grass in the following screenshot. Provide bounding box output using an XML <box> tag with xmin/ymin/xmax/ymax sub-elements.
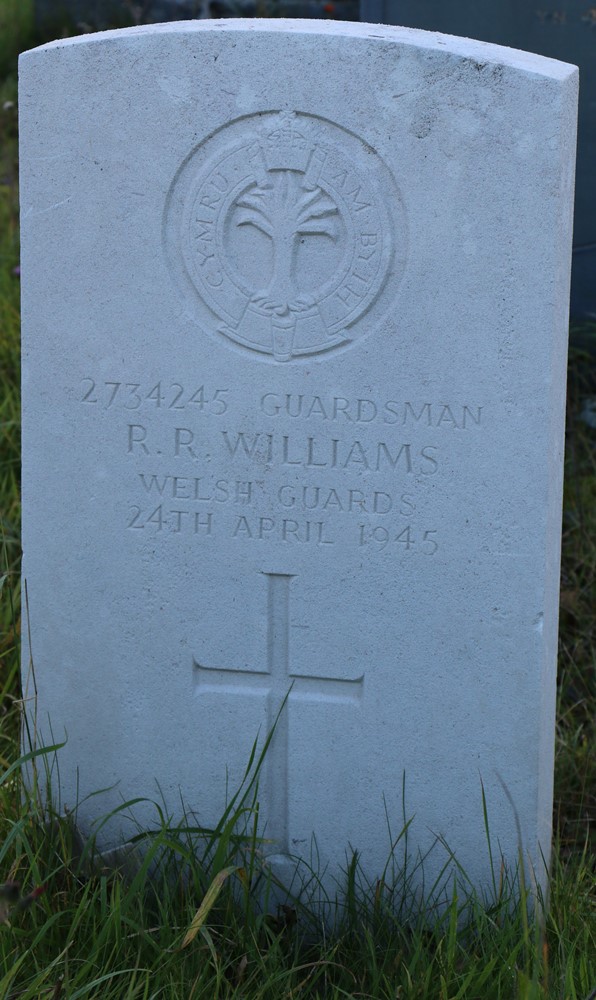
<box><xmin>0</xmin><ymin>1</ymin><xmax>33</xmax><ymax>78</ymax></box>
<box><xmin>0</xmin><ymin>728</ymin><xmax>594</xmax><ymax>998</ymax></box>
<box><xmin>556</xmin><ymin>331</ymin><xmax>596</xmax><ymax>861</ymax></box>
<box><xmin>0</xmin><ymin>760</ymin><xmax>593</xmax><ymax>998</ymax></box>
<box><xmin>0</xmin><ymin>13</ymin><xmax>595</xmax><ymax>997</ymax></box>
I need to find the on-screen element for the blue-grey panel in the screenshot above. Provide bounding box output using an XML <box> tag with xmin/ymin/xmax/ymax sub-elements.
<box><xmin>35</xmin><ymin>1</ymin><xmax>203</xmax><ymax>27</ymax></box>
<box><xmin>35</xmin><ymin>0</ymin><xmax>358</xmax><ymax>28</ymax></box>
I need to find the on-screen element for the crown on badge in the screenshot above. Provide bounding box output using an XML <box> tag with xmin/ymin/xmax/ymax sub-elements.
<box><xmin>262</xmin><ymin>112</ymin><xmax>315</xmax><ymax>172</ymax></box>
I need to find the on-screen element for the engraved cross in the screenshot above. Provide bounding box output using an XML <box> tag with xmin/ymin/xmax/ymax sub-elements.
<box><xmin>193</xmin><ymin>572</ymin><xmax>364</xmax><ymax>856</ymax></box>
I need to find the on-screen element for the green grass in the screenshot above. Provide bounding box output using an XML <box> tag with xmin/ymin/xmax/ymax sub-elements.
<box><xmin>555</xmin><ymin>332</ymin><xmax>596</xmax><ymax>862</ymax></box>
<box><xmin>0</xmin><ymin>1</ymin><xmax>33</xmax><ymax>78</ymax></box>
<box><xmin>0</xmin><ymin>19</ymin><xmax>595</xmax><ymax>997</ymax></box>
<box><xmin>0</xmin><ymin>728</ymin><xmax>594</xmax><ymax>999</ymax></box>
<box><xmin>0</xmin><ymin>756</ymin><xmax>593</xmax><ymax>998</ymax></box>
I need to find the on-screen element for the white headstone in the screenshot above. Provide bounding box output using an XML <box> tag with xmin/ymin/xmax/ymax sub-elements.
<box><xmin>20</xmin><ymin>20</ymin><xmax>577</xmax><ymax>910</ymax></box>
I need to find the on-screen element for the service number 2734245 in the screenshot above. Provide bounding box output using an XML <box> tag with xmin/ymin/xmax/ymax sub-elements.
<box><xmin>80</xmin><ymin>379</ymin><xmax>229</xmax><ymax>414</ymax></box>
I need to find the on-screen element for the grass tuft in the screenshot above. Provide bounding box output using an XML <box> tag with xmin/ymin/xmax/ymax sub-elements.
<box><xmin>0</xmin><ymin>737</ymin><xmax>594</xmax><ymax>998</ymax></box>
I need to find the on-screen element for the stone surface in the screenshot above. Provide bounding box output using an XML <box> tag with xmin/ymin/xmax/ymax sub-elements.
<box><xmin>359</xmin><ymin>0</ymin><xmax>595</xmax><ymax>318</ymax></box>
<box><xmin>20</xmin><ymin>20</ymin><xmax>577</xmax><ymax>911</ymax></box>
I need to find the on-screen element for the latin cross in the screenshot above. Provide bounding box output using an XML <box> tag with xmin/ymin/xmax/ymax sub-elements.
<box><xmin>193</xmin><ymin>572</ymin><xmax>363</xmax><ymax>856</ymax></box>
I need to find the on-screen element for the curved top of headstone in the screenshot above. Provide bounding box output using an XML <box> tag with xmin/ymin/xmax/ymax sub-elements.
<box><xmin>21</xmin><ymin>17</ymin><xmax>577</xmax><ymax>80</ymax></box>
<box><xmin>19</xmin><ymin>7</ymin><xmax>577</xmax><ymax>911</ymax></box>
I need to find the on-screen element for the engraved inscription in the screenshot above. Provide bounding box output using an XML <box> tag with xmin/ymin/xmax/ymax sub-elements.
<box><xmin>221</xmin><ymin>429</ymin><xmax>439</xmax><ymax>473</ymax></box>
<box><xmin>80</xmin><ymin>379</ymin><xmax>229</xmax><ymax>413</ymax></box>
<box><xmin>260</xmin><ymin>394</ymin><xmax>483</xmax><ymax>429</ymax></box>
<box><xmin>193</xmin><ymin>573</ymin><xmax>363</xmax><ymax>856</ymax></box>
<box><xmin>535</xmin><ymin>7</ymin><xmax>596</xmax><ymax>23</ymax></box>
<box><xmin>535</xmin><ymin>8</ymin><xmax>567</xmax><ymax>23</ymax></box>
<box><xmin>78</xmin><ymin>373</ymin><xmax>484</xmax><ymax>554</ymax></box>
<box><xmin>358</xmin><ymin>524</ymin><xmax>438</xmax><ymax>553</ymax></box>
<box><xmin>165</xmin><ymin>111</ymin><xmax>407</xmax><ymax>360</ymax></box>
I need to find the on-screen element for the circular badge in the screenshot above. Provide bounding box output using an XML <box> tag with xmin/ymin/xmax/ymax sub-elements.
<box><xmin>165</xmin><ymin>111</ymin><xmax>407</xmax><ymax>362</ymax></box>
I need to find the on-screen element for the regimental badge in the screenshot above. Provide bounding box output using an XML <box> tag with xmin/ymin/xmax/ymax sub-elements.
<box><xmin>165</xmin><ymin>111</ymin><xmax>407</xmax><ymax>361</ymax></box>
